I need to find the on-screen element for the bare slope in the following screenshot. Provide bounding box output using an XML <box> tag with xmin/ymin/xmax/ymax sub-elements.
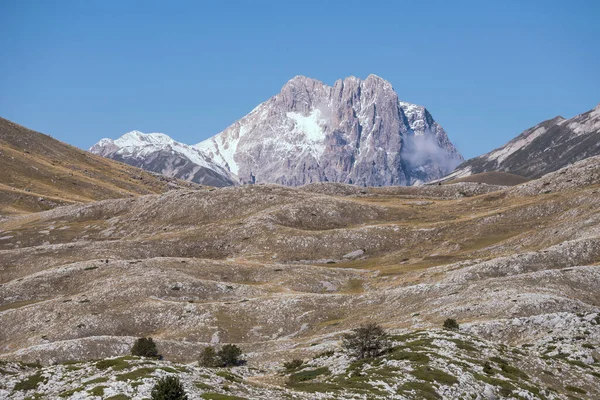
<box><xmin>0</xmin><ymin>117</ymin><xmax>198</xmax><ymax>215</ymax></box>
<box><xmin>448</xmin><ymin>103</ymin><xmax>600</xmax><ymax>180</ymax></box>
<box><xmin>445</xmin><ymin>171</ymin><xmax>530</xmax><ymax>186</ymax></box>
<box><xmin>1</xmin><ymin>156</ymin><xmax>599</xmax><ymax>398</ymax></box>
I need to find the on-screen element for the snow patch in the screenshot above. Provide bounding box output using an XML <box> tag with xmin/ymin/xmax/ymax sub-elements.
<box><xmin>286</xmin><ymin>109</ymin><xmax>327</xmax><ymax>155</ymax></box>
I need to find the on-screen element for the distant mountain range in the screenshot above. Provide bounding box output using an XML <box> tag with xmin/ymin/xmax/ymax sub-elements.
<box><xmin>91</xmin><ymin>75</ymin><xmax>464</xmax><ymax>187</ymax></box>
<box><xmin>446</xmin><ymin>103</ymin><xmax>600</xmax><ymax>181</ymax></box>
<box><xmin>89</xmin><ymin>131</ymin><xmax>236</xmax><ymax>187</ymax></box>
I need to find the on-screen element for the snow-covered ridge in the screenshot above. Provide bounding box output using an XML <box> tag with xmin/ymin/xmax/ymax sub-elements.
<box><xmin>93</xmin><ymin>131</ymin><xmax>218</xmax><ymax>171</ymax></box>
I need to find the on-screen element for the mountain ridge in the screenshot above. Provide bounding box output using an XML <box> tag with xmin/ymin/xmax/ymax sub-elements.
<box><xmin>91</xmin><ymin>74</ymin><xmax>464</xmax><ymax>187</ymax></box>
<box><xmin>446</xmin><ymin>103</ymin><xmax>600</xmax><ymax>181</ymax></box>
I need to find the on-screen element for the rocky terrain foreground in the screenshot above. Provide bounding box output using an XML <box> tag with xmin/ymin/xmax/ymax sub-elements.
<box><xmin>1</xmin><ymin>156</ymin><xmax>600</xmax><ymax>399</ymax></box>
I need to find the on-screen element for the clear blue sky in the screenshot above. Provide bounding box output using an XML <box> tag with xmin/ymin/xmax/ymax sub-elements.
<box><xmin>1</xmin><ymin>0</ymin><xmax>598</xmax><ymax>158</ymax></box>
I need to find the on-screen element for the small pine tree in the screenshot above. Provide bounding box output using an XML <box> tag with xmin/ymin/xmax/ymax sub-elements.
<box><xmin>131</xmin><ymin>337</ymin><xmax>159</xmax><ymax>358</ymax></box>
<box><xmin>443</xmin><ymin>318</ymin><xmax>460</xmax><ymax>331</ymax></box>
<box><xmin>151</xmin><ymin>376</ymin><xmax>188</xmax><ymax>400</ymax></box>
<box><xmin>218</xmin><ymin>344</ymin><xmax>243</xmax><ymax>367</ymax></box>
<box><xmin>342</xmin><ymin>323</ymin><xmax>389</xmax><ymax>360</ymax></box>
<box><xmin>198</xmin><ymin>346</ymin><xmax>221</xmax><ymax>368</ymax></box>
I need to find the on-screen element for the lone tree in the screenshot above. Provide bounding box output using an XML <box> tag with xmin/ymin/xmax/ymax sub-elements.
<box><xmin>443</xmin><ymin>318</ymin><xmax>460</xmax><ymax>331</ymax></box>
<box><xmin>198</xmin><ymin>346</ymin><xmax>220</xmax><ymax>368</ymax></box>
<box><xmin>342</xmin><ymin>323</ymin><xmax>389</xmax><ymax>360</ymax></box>
<box><xmin>198</xmin><ymin>344</ymin><xmax>244</xmax><ymax>368</ymax></box>
<box><xmin>151</xmin><ymin>376</ymin><xmax>188</xmax><ymax>400</ymax></box>
<box><xmin>131</xmin><ymin>337</ymin><xmax>159</xmax><ymax>358</ymax></box>
<box><xmin>218</xmin><ymin>344</ymin><xmax>243</xmax><ymax>367</ymax></box>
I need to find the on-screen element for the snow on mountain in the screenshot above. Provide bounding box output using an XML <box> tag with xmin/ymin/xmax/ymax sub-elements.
<box><xmin>195</xmin><ymin>74</ymin><xmax>463</xmax><ymax>186</ymax></box>
<box><xmin>447</xmin><ymin>103</ymin><xmax>600</xmax><ymax>180</ymax></box>
<box><xmin>91</xmin><ymin>75</ymin><xmax>464</xmax><ymax>187</ymax></box>
<box><xmin>90</xmin><ymin>131</ymin><xmax>236</xmax><ymax>187</ymax></box>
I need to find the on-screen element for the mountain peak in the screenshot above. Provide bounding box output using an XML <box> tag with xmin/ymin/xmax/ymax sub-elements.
<box><xmin>282</xmin><ymin>75</ymin><xmax>325</xmax><ymax>89</ymax></box>
<box><xmin>197</xmin><ymin>74</ymin><xmax>463</xmax><ymax>186</ymax></box>
<box><xmin>364</xmin><ymin>73</ymin><xmax>390</xmax><ymax>84</ymax></box>
<box><xmin>93</xmin><ymin>74</ymin><xmax>463</xmax><ymax>187</ymax></box>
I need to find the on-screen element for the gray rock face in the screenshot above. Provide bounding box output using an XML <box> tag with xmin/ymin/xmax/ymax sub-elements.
<box><xmin>197</xmin><ymin>75</ymin><xmax>463</xmax><ymax>186</ymax></box>
<box><xmin>89</xmin><ymin>131</ymin><xmax>236</xmax><ymax>187</ymax></box>
<box><xmin>447</xmin><ymin>103</ymin><xmax>600</xmax><ymax>180</ymax></box>
<box><xmin>90</xmin><ymin>75</ymin><xmax>463</xmax><ymax>187</ymax></box>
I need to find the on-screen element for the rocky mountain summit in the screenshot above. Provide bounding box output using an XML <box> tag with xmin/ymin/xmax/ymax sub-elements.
<box><xmin>447</xmin><ymin>103</ymin><xmax>600</xmax><ymax>181</ymax></box>
<box><xmin>91</xmin><ymin>75</ymin><xmax>463</xmax><ymax>186</ymax></box>
<box><xmin>197</xmin><ymin>75</ymin><xmax>463</xmax><ymax>186</ymax></box>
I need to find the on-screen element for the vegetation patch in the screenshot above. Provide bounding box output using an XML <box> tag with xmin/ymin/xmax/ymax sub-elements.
<box><xmin>88</xmin><ymin>385</ymin><xmax>107</xmax><ymax>396</ymax></box>
<box><xmin>195</xmin><ymin>381</ymin><xmax>214</xmax><ymax>390</ymax></box>
<box><xmin>59</xmin><ymin>386</ymin><xmax>84</xmax><ymax>398</ymax></box>
<box><xmin>14</xmin><ymin>372</ymin><xmax>47</xmax><ymax>391</ymax></box>
<box><xmin>288</xmin><ymin>367</ymin><xmax>331</xmax><ymax>383</ymax></box>
<box><xmin>105</xmin><ymin>395</ymin><xmax>130</xmax><ymax>400</ymax></box>
<box><xmin>83</xmin><ymin>376</ymin><xmax>109</xmax><ymax>385</ymax></box>
<box><xmin>200</xmin><ymin>393</ymin><xmax>248</xmax><ymax>400</ymax></box>
<box><xmin>158</xmin><ymin>366</ymin><xmax>179</xmax><ymax>373</ymax></box>
<box><xmin>388</xmin><ymin>349</ymin><xmax>430</xmax><ymax>363</ymax></box>
<box><xmin>565</xmin><ymin>385</ymin><xmax>587</xmax><ymax>394</ymax></box>
<box><xmin>447</xmin><ymin>338</ymin><xmax>476</xmax><ymax>352</ymax></box>
<box><xmin>284</xmin><ymin>382</ymin><xmax>341</xmax><ymax>393</ymax></box>
<box><xmin>473</xmin><ymin>373</ymin><xmax>515</xmax><ymax>396</ymax></box>
<box><xmin>116</xmin><ymin>367</ymin><xmax>156</xmax><ymax>381</ymax></box>
<box><xmin>400</xmin><ymin>381</ymin><xmax>440</xmax><ymax>400</ymax></box>
<box><xmin>412</xmin><ymin>366</ymin><xmax>458</xmax><ymax>385</ymax></box>
<box><xmin>216</xmin><ymin>370</ymin><xmax>243</xmax><ymax>383</ymax></box>
<box><xmin>95</xmin><ymin>358</ymin><xmax>130</xmax><ymax>371</ymax></box>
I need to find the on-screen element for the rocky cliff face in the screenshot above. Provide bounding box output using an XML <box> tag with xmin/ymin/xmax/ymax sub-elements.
<box><xmin>90</xmin><ymin>131</ymin><xmax>236</xmax><ymax>187</ymax></box>
<box><xmin>91</xmin><ymin>75</ymin><xmax>463</xmax><ymax>187</ymax></box>
<box><xmin>446</xmin><ymin>103</ymin><xmax>600</xmax><ymax>180</ymax></box>
<box><xmin>196</xmin><ymin>75</ymin><xmax>463</xmax><ymax>186</ymax></box>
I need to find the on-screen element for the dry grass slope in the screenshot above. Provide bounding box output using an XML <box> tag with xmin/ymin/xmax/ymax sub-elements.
<box><xmin>0</xmin><ymin>117</ymin><xmax>199</xmax><ymax>215</ymax></box>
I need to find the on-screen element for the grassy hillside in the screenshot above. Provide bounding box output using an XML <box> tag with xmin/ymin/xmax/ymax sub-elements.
<box><xmin>0</xmin><ymin>117</ymin><xmax>198</xmax><ymax>214</ymax></box>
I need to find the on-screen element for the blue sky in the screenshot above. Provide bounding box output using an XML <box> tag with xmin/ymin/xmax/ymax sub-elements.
<box><xmin>1</xmin><ymin>0</ymin><xmax>598</xmax><ymax>159</ymax></box>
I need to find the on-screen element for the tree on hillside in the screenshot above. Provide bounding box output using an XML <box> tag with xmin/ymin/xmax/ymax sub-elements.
<box><xmin>151</xmin><ymin>376</ymin><xmax>188</xmax><ymax>400</ymax></box>
<box><xmin>198</xmin><ymin>344</ymin><xmax>244</xmax><ymax>368</ymax></box>
<box><xmin>443</xmin><ymin>318</ymin><xmax>460</xmax><ymax>331</ymax></box>
<box><xmin>218</xmin><ymin>344</ymin><xmax>244</xmax><ymax>367</ymax></box>
<box><xmin>131</xmin><ymin>337</ymin><xmax>159</xmax><ymax>358</ymax></box>
<box><xmin>198</xmin><ymin>346</ymin><xmax>220</xmax><ymax>368</ymax></box>
<box><xmin>342</xmin><ymin>323</ymin><xmax>390</xmax><ymax>360</ymax></box>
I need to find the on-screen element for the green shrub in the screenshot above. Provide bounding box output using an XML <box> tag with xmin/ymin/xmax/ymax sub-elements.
<box><xmin>342</xmin><ymin>323</ymin><xmax>389</xmax><ymax>360</ymax></box>
<box><xmin>199</xmin><ymin>345</ymin><xmax>244</xmax><ymax>368</ymax></box>
<box><xmin>288</xmin><ymin>367</ymin><xmax>331</xmax><ymax>383</ymax></box>
<box><xmin>151</xmin><ymin>376</ymin><xmax>188</xmax><ymax>400</ymax></box>
<box><xmin>283</xmin><ymin>359</ymin><xmax>303</xmax><ymax>371</ymax></box>
<box><xmin>218</xmin><ymin>344</ymin><xmax>243</xmax><ymax>367</ymax></box>
<box><xmin>483</xmin><ymin>361</ymin><xmax>494</xmax><ymax>375</ymax></box>
<box><xmin>131</xmin><ymin>337</ymin><xmax>159</xmax><ymax>358</ymax></box>
<box><xmin>199</xmin><ymin>346</ymin><xmax>220</xmax><ymax>368</ymax></box>
<box><xmin>443</xmin><ymin>318</ymin><xmax>459</xmax><ymax>331</ymax></box>
<box><xmin>14</xmin><ymin>372</ymin><xmax>47</xmax><ymax>391</ymax></box>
